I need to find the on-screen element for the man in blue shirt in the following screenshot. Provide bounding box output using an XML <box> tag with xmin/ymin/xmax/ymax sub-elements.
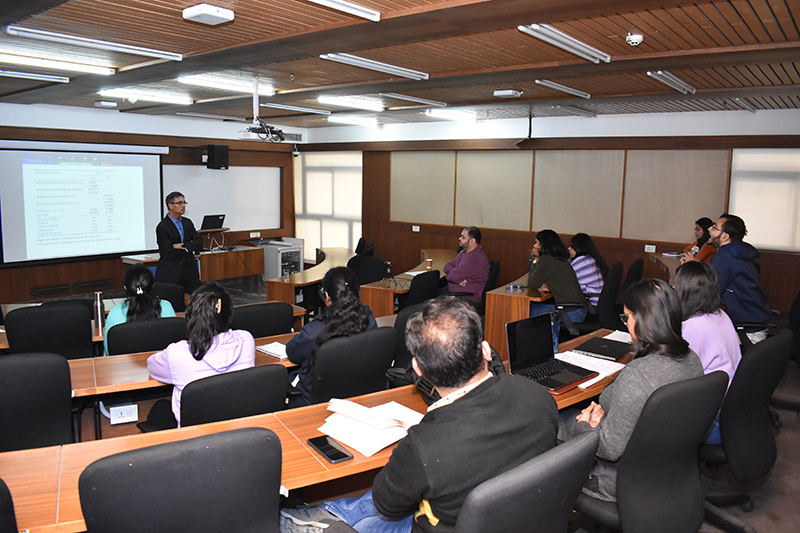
<box><xmin>155</xmin><ymin>191</ymin><xmax>203</xmax><ymax>294</ymax></box>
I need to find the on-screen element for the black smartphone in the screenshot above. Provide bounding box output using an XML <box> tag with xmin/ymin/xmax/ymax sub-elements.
<box><xmin>307</xmin><ymin>435</ymin><xmax>354</xmax><ymax>464</ymax></box>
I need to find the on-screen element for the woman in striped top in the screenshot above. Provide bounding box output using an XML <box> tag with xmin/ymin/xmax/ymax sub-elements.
<box><xmin>569</xmin><ymin>233</ymin><xmax>608</xmax><ymax>307</ymax></box>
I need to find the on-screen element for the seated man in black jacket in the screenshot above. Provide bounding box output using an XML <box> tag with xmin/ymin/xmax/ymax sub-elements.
<box><xmin>281</xmin><ymin>298</ymin><xmax>558</xmax><ymax>533</ymax></box>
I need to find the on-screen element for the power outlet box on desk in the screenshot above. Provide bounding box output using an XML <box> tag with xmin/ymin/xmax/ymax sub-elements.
<box><xmin>110</xmin><ymin>404</ymin><xmax>139</xmax><ymax>425</ymax></box>
<box><xmin>644</xmin><ymin>244</ymin><xmax>656</xmax><ymax>253</ymax></box>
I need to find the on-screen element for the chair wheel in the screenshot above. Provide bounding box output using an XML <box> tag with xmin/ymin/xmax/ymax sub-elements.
<box><xmin>739</xmin><ymin>500</ymin><xmax>754</xmax><ymax>512</ymax></box>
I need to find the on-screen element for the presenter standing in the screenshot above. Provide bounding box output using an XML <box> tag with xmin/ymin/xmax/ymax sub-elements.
<box><xmin>155</xmin><ymin>191</ymin><xmax>203</xmax><ymax>294</ymax></box>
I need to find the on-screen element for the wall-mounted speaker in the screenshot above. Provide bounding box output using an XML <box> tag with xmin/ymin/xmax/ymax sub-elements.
<box><xmin>207</xmin><ymin>144</ymin><xmax>229</xmax><ymax>170</ymax></box>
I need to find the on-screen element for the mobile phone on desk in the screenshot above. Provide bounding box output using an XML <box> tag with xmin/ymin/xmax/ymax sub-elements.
<box><xmin>307</xmin><ymin>435</ymin><xmax>354</xmax><ymax>464</ymax></box>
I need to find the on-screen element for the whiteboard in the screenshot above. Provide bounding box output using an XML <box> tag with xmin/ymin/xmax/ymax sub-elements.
<box><xmin>162</xmin><ymin>165</ymin><xmax>281</xmax><ymax>230</ymax></box>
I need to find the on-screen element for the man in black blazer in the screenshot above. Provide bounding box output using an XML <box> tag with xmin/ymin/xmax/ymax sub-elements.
<box><xmin>155</xmin><ymin>191</ymin><xmax>203</xmax><ymax>294</ymax></box>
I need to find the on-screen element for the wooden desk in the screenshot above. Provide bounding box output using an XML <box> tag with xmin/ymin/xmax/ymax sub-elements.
<box><xmin>360</xmin><ymin>249</ymin><xmax>457</xmax><ymax>318</ymax></box>
<box><xmin>266</xmin><ymin>248</ymin><xmax>355</xmax><ymax>304</ymax></box>
<box><xmin>122</xmin><ymin>246</ymin><xmax>265</xmax><ymax>283</ymax></box>
<box><xmin>1</xmin><ymin>328</ymin><xmax>625</xmax><ymax>533</ymax></box>
<box><xmin>649</xmin><ymin>253</ymin><xmax>682</xmax><ymax>284</ymax></box>
<box><xmin>484</xmin><ymin>274</ymin><xmax>553</xmax><ymax>361</ymax></box>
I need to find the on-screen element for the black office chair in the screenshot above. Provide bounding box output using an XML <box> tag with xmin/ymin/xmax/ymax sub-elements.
<box><xmin>0</xmin><ymin>353</ymin><xmax>73</xmax><ymax>452</ymax></box>
<box><xmin>310</xmin><ymin>327</ymin><xmax>398</xmax><ymax>404</ymax></box>
<box><xmin>386</xmin><ymin>303</ymin><xmax>425</xmax><ymax>389</ymax></box>
<box><xmin>701</xmin><ymin>329</ymin><xmax>793</xmax><ymax>533</ymax></box>
<box><xmin>346</xmin><ymin>254</ymin><xmax>365</xmax><ymax>277</ymax></box>
<box><xmin>232</xmin><ymin>301</ymin><xmax>294</xmax><ymax>339</ymax></box>
<box><xmin>354</xmin><ymin>237</ymin><xmax>367</xmax><ymax>255</ymax></box>
<box><xmin>180</xmin><ymin>365</ymin><xmax>289</xmax><ymax>427</ymax></box>
<box><xmin>5</xmin><ymin>303</ymin><xmax>94</xmax><ymax>360</ymax></box>
<box><xmin>397</xmin><ymin>270</ymin><xmax>439</xmax><ymax>310</ymax></box>
<box><xmin>79</xmin><ymin>428</ymin><xmax>282</xmax><ymax>533</ymax></box>
<box><xmin>106</xmin><ymin>317</ymin><xmax>187</xmax><ymax>355</ymax></box>
<box><xmin>575</xmin><ymin>371</ymin><xmax>728</xmax><ymax>533</ymax></box>
<box><xmin>0</xmin><ymin>477</ymin><xmax>18</xmax><ymax>533</ymax></box>
<box><xmin>357</xmin><ymin>256</ymin><xmax>386</xmax><ymax>285</ymax></box>
<box><xmin>619</xmin><ymin>257</ymin><xmax>644</xmax><ymax>297</ymax></box>
<box><xmin>574</xmin><ymin>261</ymin><xmax>624</xmax><ymax>335</ymax></box>
<box><xmin>450</xmin><ymin>259</ymin><xmax>500</xmax><ymax>316</ymax></box>
<box><xmin>152</xmin><ymin>282</ymin><xmax>186</xmax><ymax>312</ymax></box>
<box><xmin>454</xmin><ymin>431</ymin><xmax>599</xmax><ymax>533</ymax></box>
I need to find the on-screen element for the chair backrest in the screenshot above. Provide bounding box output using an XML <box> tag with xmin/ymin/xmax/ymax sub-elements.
<box><xmin>5</xmin><ymin>304</ymin><xmax>94</xmax><ymax>360</ymax></box>
<box><xmin>310</xmin><ymin>327</ymin><xmax>398</xmax><ymax>404</ymax></box>
<box><xmin>106</xmin><ymin>317</ymin><xmax>187</xmax><ymax>355</ymax></box>
<box><xmin>354</xmin><ymin>237</ymin><xmax>367</xmax><ymax>255</ymax></box>
<box><xmin>718</xmin><ymin>329</ymin><xmax>793</xmax><ymax>483</ymax></box>
<box><xmin>473</xmin><ymin>259</ymin><xmax>501</xmax><ymax>315</ymax></box>
<box><xmin>79</xmin><ymin>428</ymin><xmax>282</xmax><ymax>533</ymax></box>
<box><xmin>152</xmin><ymin>282</ymin><xmax>185</xmax><ymax>312</ymax></box>
<box><xmin>0</xmin><ymin>353</ymin><xmax>73</xmax><ymax>452</ymax></box>
<box><xmin>615</xmin><ymin>371</ymin><xmax>728</xmax><ymax>533</ymax></box>
<box><xmin>232</xmin><ymin>302</ymin><xmax>294</xmax><ymax>339</ymax></box>
<box><xmin>0</xmin><ymin>477</ymin><xmax>18</xmax><ymax>533</ymax></box>
<box><xmin>357</xmin><ymin>256</ymin><xmax>386</xmax><ymax>285</ymax></box>
<box><xmin>619</xmin><ymin>257</ymin><xmax>644</xmax><ymax>296</ymax></box>
<box><xmin>596</xmin><ymin>261</ymin><xmax>624</xmax><ymax>329</ymax></box>
<box><xmin>392</xmin><ymin>302</ymin><xmax>426</xmax><ymax>370</ymax></box>
<box><xmin>787</xmin><ymin>289</ymin><xmax>800</xmax><ymax>366</ymax></box>
<box><xmin>181</xmin><ymin>365</ymin><xmax>289</xmax><ymax>427</ymax></box>
<box><xmin>401</xmin><ymin>270</ymin><xmax>440</xmax><ymax>309</ymax></box>
<box><xmin>346</xmin><ymin>254</ymin><xmax>364</xmax><ymax>276</ymax></box>
<box><xmin>454</xmin><ymin>431</ymin><xmax>599</xmax><ymax>533</ymax></box>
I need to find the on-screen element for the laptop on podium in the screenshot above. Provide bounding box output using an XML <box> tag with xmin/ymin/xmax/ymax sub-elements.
<box><xmin>506</xmin><ymin>313</ymin><xmax>597</xmax><ymax>394</ymax></box>
<box><xmin>200</xmin><ymin>214</ymin><xmax>225</xmax><ymax>230</ymax></box>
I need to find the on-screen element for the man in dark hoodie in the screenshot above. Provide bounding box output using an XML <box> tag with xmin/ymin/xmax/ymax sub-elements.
<box><xmin>688</xmin><ymin>214</ymin><xmax>771</xmax><ymax>343</ymax></box>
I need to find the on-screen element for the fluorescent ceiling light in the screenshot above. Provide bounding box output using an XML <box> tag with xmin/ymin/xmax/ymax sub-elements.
<box><xmin>424</xmin><ymin>109</ymin><xmax>476</xmax><ymax>122</ymax></box>
<box><xmin>308</xmin><ymin>0</ymin><xmax>380</xmax><ymax>22</ymax></box>
<box><xmin>552</xmin><ymin>105</ymin><xmax>596</xmax><ymax>118</ymax></box>
<box><xmin>94</xmin><ymin>100</ymin><xmax>117</xmax><ymax>108</ymax></box>
<box><xmin>318</xmin><ymin>95</ymin><xmax>384</xmax><ymax>112</ymax></box>
<box><xmin>328</xmin><ymin>115</ymin><xmax>378</xmax><ymax>126</ymax></box>
<box><xmin>261</xmin><ymin>103</ymin><xmax>331</xmax><ymax>115</ymax></box>
<box><xmin>646</xmin><ymin>70</ymin><xmax>696</xmax><ymax>94</ymax></box>
<box><xmin>177</xmin><ymin>112</ymin><xmax>248</xmax><ymax>121</ymax></box>
<box><xmin>380</xmin><ymin>93</ymin><xmax>446</xmax><ymax>107</ymax></box>
<box><xmin>518</xmin><ymin>24</ymin><xmax>610</xmax><ymax>64</ymax></box>
<box><xmin>98</xmin><ymin>88</ymin><xmax>193</xmax><ymax>105</ymax></box>
<box><xmin>535</xmin><ymin>79</ymin><xmax>590</xmax><ymax>99</ymax></box>
<box><xmin>0</xmin><ymin>52</ymin><xmax>114</xmax><ymax>75</ymax></box>
<box><xmin>733</xmin><ymin>97</ymin><xmax>757</xmax><ymax>113</ymax></box>
<box><xmin>177</xmin><ymin>74</ymin><xmax>274</xmax><ymax>95</ymax></box>
<box><xmin>5</xmin><ymin>25</ymin><xmax>182</xmax><ymax>61</ymax></box>
<box><xmin>0</xmin><ymin>69</ymin><xmax>68</xmax><ymax>83</ymax></box>
<box><xmin>320</xmin><ymin>53</ymin><xmax>428</xmax><ymax>80</ymax></box>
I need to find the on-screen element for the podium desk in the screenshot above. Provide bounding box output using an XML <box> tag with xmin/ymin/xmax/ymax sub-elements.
<box><xmin>122</xmin><ymin>245</ymin><xmax>265</xmax><ymax>283</ymax></box>
<box><xmin>485</xmin><ymin>274</ymin><xmax>553</xmax><ymax>361</ymax></box>
<box><xmin>360</xmin><ymin>249</ymin><xmax>456</xmax><ymax>318</ymax></box>
<box><xmin>266</xmin><ymin>247</ymin><xmax>355</xmax><ymax>304</ymax></box>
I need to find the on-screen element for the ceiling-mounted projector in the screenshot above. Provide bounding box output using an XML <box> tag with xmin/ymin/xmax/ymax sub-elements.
<box><xmin>182</xmin><ymin>4</ymin><xmax>234</xmax><ymax>25</ymax></box>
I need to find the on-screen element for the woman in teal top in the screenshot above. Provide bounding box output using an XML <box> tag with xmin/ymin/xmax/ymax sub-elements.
<box><xmin>104</xmin><ymin>264</ymin><xmax>176</xmax><ymax>354</ymax></box>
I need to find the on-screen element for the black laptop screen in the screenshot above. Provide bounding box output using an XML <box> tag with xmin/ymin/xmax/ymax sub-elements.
<box><xmin>506</xmin><ymin>313</ymin><xmax>555</xmax><ymax>373</ymax></box>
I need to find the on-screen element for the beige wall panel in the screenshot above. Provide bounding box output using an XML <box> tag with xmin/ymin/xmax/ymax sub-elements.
<box><xmin>455</xmin><ymin>151</ymin><xmax>533</xmax><ymax>231</ymax></box>
<box><xmin>622</xmin><ymin>150</ymin><xmax>729</xmax><ymax>242</ymax></box>
<box><xmin>532</xmin><ymin>150</ymin><xmax>625</xmax><ymax>237</ymax></box>
<box><xmin>391</xmin><ymin>152</ymin><xmax>455</xmax><ymax>225</ymax></box>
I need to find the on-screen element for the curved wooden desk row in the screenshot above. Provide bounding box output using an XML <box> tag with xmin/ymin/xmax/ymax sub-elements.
<box><xmin>266</xmin><ymin>247</ymin><xmax>356</xmax><ymax>304</ymax></box>
<box><xmin>0</xmin><ymin>329</ymin><xmax>625</xmax><ymax>533</ymax></box>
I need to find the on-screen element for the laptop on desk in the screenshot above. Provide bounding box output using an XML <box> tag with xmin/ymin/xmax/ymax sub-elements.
<box><xmin>572</xmin><ymin>336</ymin><xmax>631</xmax><ymax>361</ymax></box>
<box><xmin>200</xmin><ymin>214</ymin><xmax>225</xmax><ymax>231</ymax></box>
<box><xmin>506</xmin><ymin>313</ymin><xmax>597</xmax><ymax>394</ymax></box>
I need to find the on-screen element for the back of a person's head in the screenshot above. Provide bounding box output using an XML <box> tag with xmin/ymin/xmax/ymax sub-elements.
<box><xmin>185</xmin><ymin>282</ymin><xmax>232</xmax><ymax>360</ymax></box>
<box><xmin>622</xmin><ymin>278</ymin><xmax>689</xmax><ymax>360</ymax></box>
<box><xmin>570</xmin><ymin>233</ymin><xmax>608</xmax><ymax>274</ymax></box>
<box><xmin>675</xmin><ymin>261</ymin><xmax>721</xmax><ymax>320</ymax></box>
<box><xmin>123</xmin><ymin>264</ymin><xmax>161</xmax><ymax>321</ymax></box>
<box><xmin>406</xmin><ymin>297</ymin><xmax>484</xmax><ymax>389</ymax></box>
<box><xmin>536</xmin><ymin>229</ymin><xmax>569</xmax><ymax>261</ymax></box>
<box><xmin>465</xmin><ymin>226</ymin><xmax>482</xmax><ymax>244</ymax></box>
<box><xmin>322</xmin><ymin>266</ymin><xmax>361</xmax><ymax>308</ymax></box>
<box><xmin>719</xmin><ymin>213</ymin><xmax>747</xmax><ymax>242</ymax></box>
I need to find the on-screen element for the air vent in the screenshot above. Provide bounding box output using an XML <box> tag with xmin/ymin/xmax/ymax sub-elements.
<box><xmin>283</xmin><ymin>132</ymin><xmax>303</xmax><ymax>142</ymax></box>
<box><xmin>30</xmin><ymin>284</ymin><xmax>71</xmax><ymax>299</ymax></box>
<box><xmin>75</xmin><ymin>279</ymin><xmax>115</xmax><ymax>292</ymax></box>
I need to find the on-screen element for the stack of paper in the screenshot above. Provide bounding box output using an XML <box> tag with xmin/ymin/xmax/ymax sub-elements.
<box><xmin>318</xmin><ymin>399</ymin><xmax>424</xmax><ymax>457</ymax></box>
<box><xmin>556</xmin><ymin>351</ymin><xmax>625</xmax><ymax>389</ymax></box>
<box><xmin>256</xmin><ymin>342</ymin><xmax>288</xmax><ymax>360</ymax></box>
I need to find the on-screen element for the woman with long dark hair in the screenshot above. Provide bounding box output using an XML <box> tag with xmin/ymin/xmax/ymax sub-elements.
<box><xmin>528</xmin><ymin>229</ymin><xmax>587</xmax><ymax>324</ymax></box>
<box><xmin>559</xmin><ymin>279</ymin><xmax>703</xmax><ymax>502</ymax></box>
<box><xmin>675</xmin><ymin>261</ymin><xmax>741</xmax><ymax>444</ymax></box>
<box><xmin>682</xmin><ymin>217</ymin><xmax>716</xmax><ymax>263</ymax></box>
<box><xmin>569</xmin><ymin>233</ymin><xmax>608</xmax><ymax>307</ymax></box>
<box><xmin>147</xmin><ymin>281</ymin><xmax>255</xmax><ymax>426</ymax></box>
<box><xmin>287</xmin><ymin>266</ymin><xmax>377</xmax><ymax>406</ymax></box>
<box><xmin>104</xmin><ymin>263</ymin><xmax>176</xmax><ymax>354</ymax></box>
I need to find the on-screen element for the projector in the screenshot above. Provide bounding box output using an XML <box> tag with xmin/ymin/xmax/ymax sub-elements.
<box><xmin>240</xmin><ymin>118</ymin><xmax>286</xmax><ymax>142</ymax></box>
<box><xmin>182</xmin><ymin>4</ymin><xmax>235</xmax><ymax>25</ymax></box>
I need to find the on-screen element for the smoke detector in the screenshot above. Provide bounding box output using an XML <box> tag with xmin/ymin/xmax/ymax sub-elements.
<box><xmin>626</xmin><ymin>33</ymin><xmax>644</xmax><ymax>46</ymax></box>
<box><xmin>182</xmin><ymin>4</ymin><xmax>235</xmax><ymax>25</ymax></box>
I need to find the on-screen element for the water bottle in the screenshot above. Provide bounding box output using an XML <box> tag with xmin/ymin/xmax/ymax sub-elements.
<box><xmin>94</xmin><ymin>291</ymin><xmax>105</xmax><ymax>331</ymax></box>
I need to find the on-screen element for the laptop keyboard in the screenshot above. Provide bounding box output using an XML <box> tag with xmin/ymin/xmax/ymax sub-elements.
<box><xmin>517</xmin><ymin>359</ymin><xmax>573</xmax><ymax>382</ymax></box>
